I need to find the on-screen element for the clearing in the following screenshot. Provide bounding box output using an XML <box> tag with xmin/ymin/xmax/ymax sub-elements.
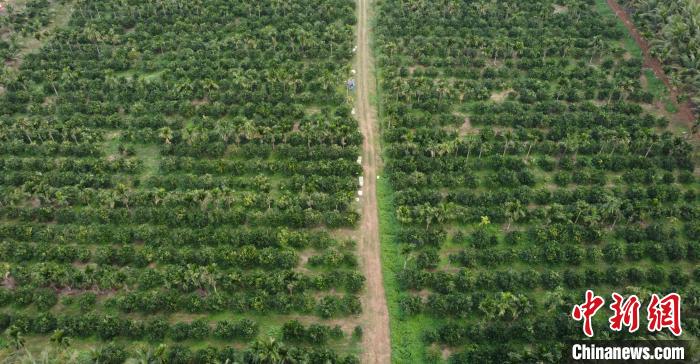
<box><xmin>355</xmin><ymin>0</ymin><xmax>391</xmax><ymax>362</ymax></box>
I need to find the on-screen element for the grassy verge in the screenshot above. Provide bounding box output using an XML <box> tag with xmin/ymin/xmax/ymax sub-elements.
<box><xmin>377</xmin><ymin>178</ymin><xmax>438</xmax><ymax>363</ymax></box>
<box><xmin>593</xmin><ymin>0</ymin><xmax>642</xmax><ymax>59</ymax></box>
<box><xmin>595</xmin><ymin>0</ymin><xmax>683</xmax><ymax>116</ymax></box>
<box><xmin>369</xmin><ymin>7</ymin><xmax>436</xmax><ymax>358</ymax></box>
<box><xmin>644</xmin><ymin>69</ymin><xmax>666</xmax><ymax>97</ymax></box>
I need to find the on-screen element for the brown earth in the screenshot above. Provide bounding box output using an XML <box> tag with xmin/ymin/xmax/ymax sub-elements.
<box><xmin>553</xmin><ymin>4</ymin><xmax>568</xmax><ymax>14</ymax></box>
<box><xmin>490</xmin><ymin>88</ymin><xmax>512</xmax><ymax>103</ymax></box>
<box><xmin>356</xmin><ymin>0</ymin><xmax>391</xmax><ymax>362</ymax></box>
<box><xmin>607</xmin><ymin>0</ymin><xmax>696</xmax><ymax>129</ymax></box>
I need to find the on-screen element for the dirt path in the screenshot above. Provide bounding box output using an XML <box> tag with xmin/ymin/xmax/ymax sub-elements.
<box><xmin>356</xmin><ymin>0</ymin><xmax>391</xmax><ymax>362</ymax></box>
<box><xmin>607</xmin><ymin>0</ymin><xmax>696</xmax><ymax>128</ymax></box>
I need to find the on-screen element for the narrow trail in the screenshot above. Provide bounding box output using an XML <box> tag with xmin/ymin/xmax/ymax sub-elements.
<box><xmin>355</xmin><ymin>0</ymin><xmax>391</xmax><ymax>362</ymax></box>
<box><xmin>607</xmin><ymin>0</ymin><xmax>696</xmax><ymax>128</ymax></box>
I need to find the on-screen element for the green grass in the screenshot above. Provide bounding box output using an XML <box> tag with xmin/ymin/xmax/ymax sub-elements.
<box><xmin>642</xmin><ymin>69</ymin><xmax>680</xmax><ymax>112</ymax></box>
<box><xmin>377</xmin><ymin>178</ymin><xmax>437</xmax><ymax>363</ymax></box>
<box><xmin>134</xmin><ymin>145</ymin><xmax>161</xmax><ymax>184</ymax></box>
<box><xmin>142</xmin><ymin>70</ymin><xmax>165</xmax><ymax>81</ymax></box>
<box><xmin>103</xmin><ymin>131</ymin><xmax>121</xmax><ymax>155</ymax></box>
<box><xmin>644</xmin><ymin>69</ymin><xmax>666</xmax><ymax>97</ymax></box>
<box><xmin>372</xmin><ymin>1</ymin><xmax>700</xmax><ymax>362</ymax></box>
<box><xmin>371</xmin><ymin>20</ymin><xmax>435</xmax><ymax>360</ymax></box>
<box><xmin>0</xmin><ymin>310</ymin><xmax>361</xmax><ymax>360</ymax></box>
<box><xmin>594</xmin><ymin>1</ymin><xmax>686</xmax><ymax>119</ymax></box>
<box><xmin>594</xmin><ymin>0</ymin><xmax>642</xmax><ymax>59</ymax></box>
<box><xmin>665</xmin><ymin>100</ymin><xmax>680</xmax><ymax>113</ymax></box>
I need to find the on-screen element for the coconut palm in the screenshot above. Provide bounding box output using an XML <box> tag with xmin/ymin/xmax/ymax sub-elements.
<box><xmin>504</xmin><ymin>200</ymin><xmax>526</xmax><ymax>231</ymax></box>
<box><xmin>249</xmin><ymin>338</ymin><xmax>284</xmax><ymax>364</ymax></box>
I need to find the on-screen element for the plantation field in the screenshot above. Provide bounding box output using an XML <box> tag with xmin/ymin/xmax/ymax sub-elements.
<box><xmin>2</xmin><ymin>0</ymin><xmax>700</xmax><ymax>363</ymax></box>
<box><xmin>374</xmin><ymin>0</ymin><xmax>700</xmax><ymax>362</ymax></box>
<box><xmin>0</xmin><ymin>0</ymin><xmax>367</xmax><ymax>362</ymax></box>
<box><xmin>615</xmin><ymin>0</ymin><xmax>699</xmax><ymax>123</ymax></box>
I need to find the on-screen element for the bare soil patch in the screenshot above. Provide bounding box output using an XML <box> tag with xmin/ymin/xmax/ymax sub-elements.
<box><xmin>458</xmin><ymin>116</ymin><xmax>473</xmax><ymax>136</ymax></box>
<box><xmin>42</xmin><ymin>95</ymin><xmax>56</xmax><ymax>107</ymax></box>
<box><xmin>305</xmin><ymin>106</ymin><xmax>321</xmax><ymax>115</ymax></box>
<box><xmin>30</xmin><ymin>197</ymin><xmax>41</xmax><ymax>208</ymax></box>
<box><xmin>553</xmin><ymin>4</ymin><xmax>568</xmax><ymax>14</ymax></box>
<box><xmin>441</xmin><ymin>346</ymin><xmax>454</xmax><ymax>360</ymax></box>
<box><xmin>490</xmin><ymin>88</ymin><xmax>512</xmax><ymax>103</ymax></box>
<box><xmin>294</xmin><ymin>249</ymin><xmax>314</xmax><ymax>273</ymax></box>
<box><xmin>2</xmin><ymin>274</ymin><xmax>15</xmax><ymax>289</ymax></box>
<box><xmin>640</xmin><ymin>73</ymin><xmax>648</xmax><ymax>88</ymax></box>
<box><xmin>356</xmin><ymin>0</ymin><xmax>391</xmax><ymax>362</ymax></box>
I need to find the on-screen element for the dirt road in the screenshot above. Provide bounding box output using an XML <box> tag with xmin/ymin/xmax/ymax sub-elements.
<box><xmin>607</xmin><ymin>0</ymin><xmax>696</xmax><ymax>127</ymax></box>
<box><xmin>355</xmin><ymin>0</ymin><xmax>391</xmax><ymax>362</ymax></box>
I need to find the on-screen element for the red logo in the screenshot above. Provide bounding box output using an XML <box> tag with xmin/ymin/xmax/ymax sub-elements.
<box><xmin>647</xmin><ymin>293</ymin><xmax>682</xmax><ymax>336</ymax></box>
<box><xmin>572</xmin><ymin>290</ymin><xmax>605</xmax><ymax>337</ymax></box>
<box><xmin>609</xmin><ymin>293</ymin><xmax>641</xmax><ymax>333</ymax></box>
<box><xmin>572</xmin><ymin>291</ymin><xmax>682</xmax><ymax>337</ymax></box>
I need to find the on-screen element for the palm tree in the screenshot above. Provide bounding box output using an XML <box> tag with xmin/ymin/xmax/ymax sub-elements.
<box><xmin>543</xmin><ymin>287</ymin><xmax>567</xmax><ymax>313</ymax></box>
<box><xmin>480</xmin><ymin>215</ymin><xmax>491</xmax><ymax>226</ymax></box>
<box><xmin>396</xmin><ymin>205</ymin><xmax>413</xmax><ymax>225</ymax></box>
<box><xmin>504</xmin><ymin>200</ymin><xmax>526</xmax><ymax>231</ymax></box>
<box><xmin>84</xmin><ymin>26</ymin><xmax>103</xmax><ymax>57</ymax></box>
<box><xmin>241</xmin><ymin>120</ymin><xmax>260</xmax><ymax>143</ymax></box>
<box><xmin>602</xmin><ymin>196</ymin><xmax>623</xmax><ymax>230</ymax></box>
<box><xmin>202</xmin><ymin>78</ymin><xmax>219</xmax><ymax>99</ymax></box>
<box><xmin>609</xmin><ymin>132</ymin><xmax>631</xmax><ymax>156</ymax></box>
<box><xmin>326</xmin><ymin>24</ymin><xmax>344</xmax><ymax>59</ymax></box>
<box><xmin>214</xmin><ymin>119</ymin><xmax>235</xmax><ymax>144</ymax></box>
<box><xmin>17</xmin><ymin>117</ymin><xmax>33</xmax><ymax>144</ymax></box>
<box><xmin>619</xmin><ymin>78</ymin><xmax>637</xmax><ymax>101</ymax></box>
<box><xmin>649</xmin><ymin>38</ymin><xmax>674</xmax><ymax>61</ymax></box>
<box><xmin>588</xmin><ymin>35</ymin><xmax>608</xmax><ymax>64</ymax></box>
<box><xmin>502</xmin><ymin>138</ymin><xmax>514</xmax><ymax>157</ymax></box>
<box><xmin>46</xmin><ymin>69</ymin><xmax>60</xmax><ymax>97</ymax></box>
<box><xmin>573</xmin><ymin>200</ymin><xmax>590</xmax><ymax>224</ymax></box>
<box><xmin>158</xmin><ymin>127</ymin><xmax>173</xmax><ymax>144</ymax></box>
<box><xmin>115</xmin><ymin>183</ymin><xmax>130</xmax><ymax>210</ymax></box>
<box><xmin>129</xmin><ymin>344</ymin><xmax>167</xmax><ymax>364</ymax></box>
<box><xmin>582</xmin><ymin>206</ymin><xmax>601</xmax><ymax>227</ymax></box>
<box><xmin>249</xmin><ymin>338</ymin><xmax>284</xmax><ymax>364</ymax></box>
<box><xmin>463</xmin><ymin>135</ymin><xmax>478</xmax><ymax>161</ymax></box>
<box><xmin>478</xmin><ymin>141</ymin><xmax>492</xmax><ymax>159</ymax></box>
<box><xmin>50</xmin><ymin>329</ymin><xmax>71</xmax><ymax>349</ymax></box>
<box><xmin>175</xmin><ymin>80</ymin><xmax>194</xmax><ymax>98</ymax></box>
<box><xmin>524</xmin><ymin>140</ymin><xmax>537</xmax><ymax>160</ymax></box>
<box><xmin>418</xmin><ymin>203</ymin><xmax>440</xmax><ymax>228</ymax></box>
<box><xmin>479</xmin><ymin>292</ymin><xmax>532</xmax><ymax>321</ymax></box>
<box><xmin>60</xmin><ymin>67</ymin><xmax>77</xmax><ymax>89</ymax></box>
<box><xmin>6</xmin><ymin>325</ymin><xmax>25</xmax><ymax>350</ymax></box>
<box><xmin>260</xmin><ymin>25</ymin><xmax>278</xmax><ymax>51</ymax></box>
<box><xmin>563</xmin><ymin>133</ymin><xmax>582</xmax><ymax>159</ymax></box>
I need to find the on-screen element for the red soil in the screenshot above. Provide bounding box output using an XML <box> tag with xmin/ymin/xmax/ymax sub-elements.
<box><xmin>607</xmin><ymin>0</ymin><xmax>696</xmax><ymax>129</ymax></box>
